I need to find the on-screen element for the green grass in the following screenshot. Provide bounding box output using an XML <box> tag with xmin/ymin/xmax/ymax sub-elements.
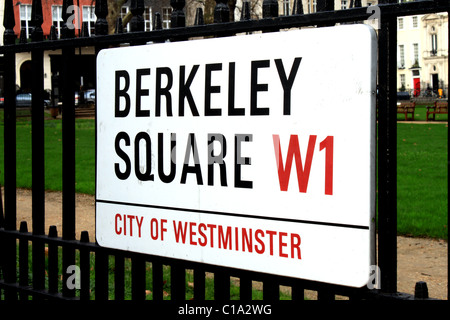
<box><xmin>397</xmin><ymin>123</ymin><xmax>447</xmax><ymax>240</ymax></box>
<box><xmin>0</xmin><ymin>110</ymin><xmax>95</xmax><ymax>194</ymax></box>
<box><xmin>0</xmin><ymin>110</ymin><xmax>447</xmax><ymax>241</ymax></box>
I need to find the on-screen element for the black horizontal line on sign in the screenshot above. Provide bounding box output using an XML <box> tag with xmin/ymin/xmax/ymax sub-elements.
<box><xmin>95</xmin><ymin>199</ymin><xmax>370</xmax><ymax>230</ymax></box>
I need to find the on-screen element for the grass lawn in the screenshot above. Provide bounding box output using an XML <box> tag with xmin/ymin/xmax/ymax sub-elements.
<box><xmin>0</xmin><ymin>110</ymin><xmax>95</xmax><ymax>194</ymax></box>
<box><xmin>397</xmin><ymin>122</ymin><xmax>448</xmax><ymax>240</ymax></box>
<box><xmin>0</xmin><ymin>110</ymin><xmax>447</xmax><ymax>240</ymax></box>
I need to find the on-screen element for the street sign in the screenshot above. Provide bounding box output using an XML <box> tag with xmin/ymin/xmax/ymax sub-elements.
<box><xmin>96</xmin><ymin>24</ymin><xmax>377</xmax><ymax>287</ymax></box>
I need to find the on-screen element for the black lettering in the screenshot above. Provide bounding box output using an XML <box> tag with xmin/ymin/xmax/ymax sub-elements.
<box><xmin>235</xmin><ymin>134</ymin><xmax>253</xmax><ymax>189</ymax></box>
<box><xmin>205</xmin><ymin>63</ymin><xmax>222</xmax><ymax>116</ymax></box>
<box><xmin>181</xmin><ymin>133</ymin><xmax>203</xmax><ymax>185</ymax></box>
<box><xmin>228</xmin><ymin>62</ymin><xmax>245</xmax><ymax>116</ymax></box>
<box><xmin>158</xmin><ymin>132</ymin><xmax>176</xmax><ymax>183</ymax></box>
<box><xmin>208</xmin><ymin>134</ymin><xmax>227</xmax><ymax>186</ymax></box>
<box><xmin>136</xmin><ymin>68</ymin><xmax>151</xmax><ymax>117</ymax></box>
<box><xmin>179</xmin><ymin>65</ymin><xmax>200</xmax><ymax>117</ymax></box>
<box><xmin>115</xmin><ymin>70</ymin><xmax>130</xmax><ymax>117</ymax></box>
<box><xmin>275</xmin><ymin>58</ymin><xmax>302</xmax><ymax>115</ymax></box>
<box><xmin>250</xmin><ymin>60</ymin><xmax>270</xmax><ymax>116</ymax></box>
<box><xmin>114</xmin><ymin>132</ymin><xmax>131</xmax><ymax>179</ymax></box>
<box><xmin>155</xmin><ymin>67</ymin><xmax>173</xmax><ymax>117</ymax></box>
<box><xmin>134</xmin><ymin>132</ymin><xmax>154</xmax><ymax>181</ymax></box>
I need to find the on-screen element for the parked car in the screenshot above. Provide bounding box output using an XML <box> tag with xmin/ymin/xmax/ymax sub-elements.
<box><xmin>397</xmin><ymin>91</ymin><xmax>411</xmax><ymax>101</ymax></box>
<box><xmin>0</xmin><ymin>93</ymin><xmax>51</xmax><ymax>108</ymax></box>
<box><xmin>75</xmin><ymin>89</ymin><xmax>95</xmax><ymax>106</ymax></box>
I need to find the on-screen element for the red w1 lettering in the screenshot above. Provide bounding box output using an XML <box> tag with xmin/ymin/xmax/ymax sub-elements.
<box><xmin>272</xmin><ymin>134</ymin><xmax>334</xmax><ymax>195</ymax></box>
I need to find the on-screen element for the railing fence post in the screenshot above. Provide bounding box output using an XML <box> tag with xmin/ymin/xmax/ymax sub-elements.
<box><xmin>30</xmin><ymin>0</ymin><xmax>46</xmax><ymax>296</ymax></box>
<box><xmin>2</xmin><ymin>0</ymin><xmax>17</xmax><ymax>301</ymax></box>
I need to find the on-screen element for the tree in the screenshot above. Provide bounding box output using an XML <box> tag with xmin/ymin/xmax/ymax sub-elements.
<box><xmin>106</xmin><ymin>0</ymin><xmax>128</xmax><ymax>34</ymax></box>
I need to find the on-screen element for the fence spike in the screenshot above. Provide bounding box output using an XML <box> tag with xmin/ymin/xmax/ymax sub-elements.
<box><xmin>95</xmin><ymin>0</ymin><xmax>108</xmax><ymax>35</ymax></box>
<box><xmin>115</xmin><ymin>17</ymin><xmax>124</xmax><ymax>34</ymax></box>
<box><xmin>241</xmin><ymin>1</ymin><xmax>251</xmax><ymax>21</ymax></box>
<box><xmin>170</xmin><ymin>0</ymin><xmax>186</xmax><ymax>28</ymax></box>
<box><xmin>81</xmin><ymin>21</ymin><xmax>90</xmax><ymax>37</ymax></box>
<box><xmin>262</xmin><ymin>0</ymin><xmax>278</xmax><ymax>18</ymax></box>
<box><xmin>154</xmin><ymin>12</ymin><xmax>163</xmax><ymax>30</ymax></box>
<box><xmin>317</xmin><ymin>0</ymin><xmax>334</xmax><ymax>12</ymax></box>
<box><xmin>194</xmin><ymin>8</ymin><xmax>205</xmax><ymax>26</ymax></box>
<box><xmin>80</xmin><ymin>231</ymin><xmax>90</xmax><ymax>243</ymax></box>
<box><xmin>61</xmin><ymin>0</ymin><xmax>75</xmax><ymax>39</ymax></box>
<box><xmin>19</xmin><ymin>221</ymin><xmax>28</xmax><ymax>233</ymax></box>
<box><xmin>19</xmin><ymin>28</ymin><xmax>27</xmax><ymax>43</ymax></box>
<box><xmin>130</xmin><ymin>0</ymin><xmax>145</xmax><ymax>32</ymax></box>
<box><xmin>214</xmin><ymin>0</ymin><xmax>230</xmax><ymax>23</ymax></box>
<box><xmin>414</xmin><ymin>281</ymin><xmax>429</xmax><ymax>299</ymax></box>
<box><xmin>292</xmin><ymin>0</ymin><xmax>304</xmax><ymax>15</ymax></box>
<box><xmin>48</xmin><ymin>225</ymin><xmax>58</xmax><ymax>237</ymax></box>
<box><xmin>31</xmin><ymin>0</ymin><xmax>43</xmax><ymax>41</ymax></box>
<box><xmin>49</xmin><ymin>25</ymin><xmax>57</xmax><ymax>40</ymax></box>
<box><xmin>3</xmin><ymin>0</ymin><xmax>16</xmax><ymax>44</ymax></box>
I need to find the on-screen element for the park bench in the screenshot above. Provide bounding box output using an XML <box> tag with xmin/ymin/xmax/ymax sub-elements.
<box><xmin>397</xmin><ymin>101</ymin><xmax>416</xmax><ymax>121</ymax></box>
<box><xmin>426</xmin><ymin>100</ymin><xmax>448</xmax><ymax>121</ymax></box>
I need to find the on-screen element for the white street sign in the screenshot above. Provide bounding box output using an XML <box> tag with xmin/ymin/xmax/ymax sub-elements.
<box><xmin>96</xmin><ymin>25</ymin><xmax>377</xmax><ymax>287</ymax></box>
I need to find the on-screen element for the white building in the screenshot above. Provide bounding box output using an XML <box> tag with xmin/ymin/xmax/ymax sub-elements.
<box><xmin>397</xmin><ymin>12</ymin><xmax>448</xmax><ymax>98</ymax></box>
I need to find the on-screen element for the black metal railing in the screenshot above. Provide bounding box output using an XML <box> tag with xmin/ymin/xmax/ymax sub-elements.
<box><xmin>1</xmin><ymin>0</ymin><xmax>449</xmax><ymax>302</ymax></box>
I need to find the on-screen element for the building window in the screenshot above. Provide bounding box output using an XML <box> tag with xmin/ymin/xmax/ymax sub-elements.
<box><xmin>82</xmin><ymin>6</ymin><xmax>96</xmax><ymax>36</ymax></box>
<box><xmin>413</xmin><ymin>43</ymin><xmax>419</xmax><ymax>66</ymax></box>
<box><xmin>400</xmin><ymin>74</ymin><xmax>406</xmax><ymax>89</ymax></box>
<box><xmin>283</xmin><ymin>0</ymin><xmax>290</xmax><ymax>15</ymax></box>
<box><xmin>341</xmin><ymin>0</ymin><xmax>348</xmax><ymax>10</ymax></box>
<box><xmin>120</xmin><ymin>6</ymin><xmax>130</xmax><ymax>32</ymax></box>
<box><xmin>144</xmin><ymin>7</ymin><xmax>152</xmax><ymax>31</ymax></box>
<box><xmin>162</xmin><ymin>7</ymin><xmax>172</xmax><ymax>29</ymax></box>
<box><xmin>20</xmin><ymin>4</ymin><xmax>32</xmax><ymax>39</ymax></box>
<box><xmin>399</xmin><ymin>44</ymin><xmax>405</xmax><ymax>68</ymax></box>
<box><xmin>398</xmin><ymin>17</ymin><xmax>404</xmax><ymax>30</ymax></box>
<box><xmin>412</xmin><ymin>16</ymin><xmax>418</xmax><ymax>28</ymax></box>
<box><xmin>431</xmin><ymin>33</ymin><xmax>438</xmax><ymax>55</ymax></box>
<box><xmin>308</xmin><ymin>0</ymin><xmax>317</xmax><ymax>13</ymax></box>
<box><xmin>52</xmin><ymin>5</ymin><xmax>63</xmax><ymax>39</ymax></box>
<box><xmin>120</xmin><ymin>6</ymin><xmax>152</xmax><ymax>31</ymax></box>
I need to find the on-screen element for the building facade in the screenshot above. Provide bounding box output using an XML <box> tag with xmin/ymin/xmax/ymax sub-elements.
<box><xmin>1</xmin><ymin>0</ymin><xmax>448</xmax><ymax>99</ymax></box>
<box><xmin>397</xmin><ymin>12</ymin><xmax>448</xmax><ymax>97</ymax></box>
<box><xmin>0</xmin><ymin>0</ymin><xmax>172</xmax><ymax>98</ymax></box>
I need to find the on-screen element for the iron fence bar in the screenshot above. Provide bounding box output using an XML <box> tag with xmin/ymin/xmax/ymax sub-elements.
<box><xmin>171</xmin><ymin>262</ymin><xmax>186</xmax><ymax>300</ymax></box>
<box><xmin>239</xmin><ymin>274</ymin><xmax>252</xmax><ymax>301</ymax></box>
<box><xmin>31</xmin><ymin>0</ymin><xmax>46</xmax><ymax>296</ymax></box>
<box><xmin>131</xmin><ymin>254</ymin><xmax>146</xmax><ymax>300</ymax></box>
<box><xmin>214</xmin><ymin>269</ymin><xmax>231</xmax><ymax>301</ymax></box>
<box><xmin>79</xmin><ymin>231</ymin><xmax>91</xmax><ymax>300</ymax></box>
<box><xmin>94</xmin><ymin>249</ymin><xmax>109</xmax><ymax>300</ymax></box>
<box><xmin>47</xmin><ymin>226</ymin><xmax>59</xmax><ymax>294</ymax></box>
<box><xmin>114</xmin><ymin>252</ymin><xmax>126</xmax><ymax>300</ymax></box>
<box><xmin>377</xmin><ymin>9</ymin><xmax>398</xmax><ymax>294</ymax></box>
<box><xmin>193</xmin><ymin>265</ymin><xmax>206</xmax><ymax>300</ymax></box>
<box><xmin>18</xmin><ymin>222</ymin><xmax>29</xmax><ymax>300</ymax></box>
<box><xmin>2</xmin><ymin>0</ymin><xmax>17</xmax><ymax>301</ymax></box>
<box><xmin>152</xmin><ymin>261</ymin><xmax>164</xmax><ymax>301</ymax></box>
<box><xmin>61</xmin><ymin>0</ymin><xmax>77</xmax><ymax>299</ymax></box>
